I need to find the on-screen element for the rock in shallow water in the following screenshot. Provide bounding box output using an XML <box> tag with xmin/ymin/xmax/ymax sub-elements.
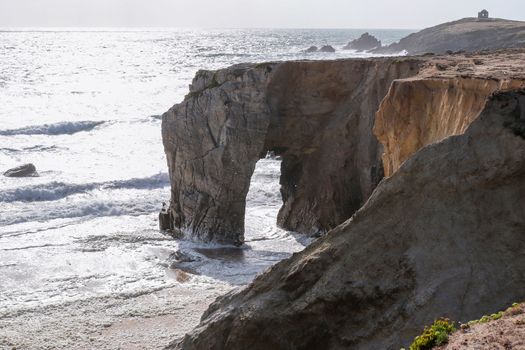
<box><xmin>343</xmin><ymin>32</ymin><xmax>381</xmax><ymax>51</ymax></box>
<box><xmin>319</xmin><ymin>45</ymin><xmax>335</xmax><ymax>53</ymax></box>
<box><xmin>304</xmin><ymin>46</ymin><xmax>318</xmax><ymax>53</ymax></box>
<box><xmin>3</xmin><ymin>163</ymin><xmax>38</xmax><ymax>177</ymax></box>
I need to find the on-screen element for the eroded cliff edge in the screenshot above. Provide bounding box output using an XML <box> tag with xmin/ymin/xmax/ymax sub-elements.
<box><xmin>170</xmin><ymin>85</ymin><xmax>525</xmax><ymax>350</ymax></box>
<box><xmin>375</xmin><ymin>51</ymin><xmax>525</xmax><ymax>176</ymax></box>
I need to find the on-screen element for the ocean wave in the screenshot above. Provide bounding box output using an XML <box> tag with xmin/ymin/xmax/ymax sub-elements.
<box><xmin>0</xmin><ymin>145</ymin><xmax>64</xmax><ymax>154</ymax></box>
<box><xmin>198</xmin><ymin>53</ymin><xmax>252</xmax><ymax>58</ymax></box>
<box><xmin>0</xmin><ymin>173</ymin><xmax>170</xmax><ymax>203</ymax></box>
<box><xmin>1</xmin><ymin>196</ymin><xmax>162</xmax><ymax>226</ymax></box>
<box><xmin>0</xmin><ymin>121</ymin><xmax>105</xmax><ymax>136</ymax></box>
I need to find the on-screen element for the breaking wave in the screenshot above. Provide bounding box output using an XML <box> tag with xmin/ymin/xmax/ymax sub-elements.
<box><xmin>0</xmin><ymin>173</ymin><xmax>170</xmax><ymax>203</ymax></box>
<box><xmin>0</xmin><ymin>121</ymin><xmax>105</xmax><ymax>136</ymax></box>
<box><xmin>1</xmin><ymin>196</ymin><xmax>163</xmax><ymax>226</ymax></box>
<box><xmin>0</xmin><ymin>145</ymin><xmax>63</xmax><ymax>154</ymax></box>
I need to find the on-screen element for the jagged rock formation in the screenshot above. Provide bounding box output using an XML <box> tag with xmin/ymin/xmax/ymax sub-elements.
<box><xmin>343</xmin><ymin>32</ymin><xmax>381</xmax><ymax>51</ymax></box>
<box><xmin>373</xmin><ymin>17</ymin><xmax>525</xmax><ymax>55</ymax></box>
<box><xmin>3</xmin><ymin>163</ymin><xmax>38</xmax><ymax>177</ymax></box>
<box><xmin>170</xmin><ymin>87</ymin><xmax>525</xmax><ymax>350</ymax></box>
<box><xmin>162</xmin><ymin>58</ymin><xmax>422</xmax><ymax>244</ymax></box>
<box><xmin>319</xmin><ymin>45</ymin><xmax>336</xmax><ymax>53</ymax></box>
<box><xmin>304</xmin><ymin>46</ymin><xmax>318</xmax><ymax>53</ymax></box>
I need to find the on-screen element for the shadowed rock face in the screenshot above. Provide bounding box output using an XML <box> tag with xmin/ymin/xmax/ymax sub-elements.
<box><xmin>170</xmin><ymin>89</ymin><xmax>525</xmax><ymax>350</ymax></box>
<box><xmin>162</xmin><ymin>58</ymin><xmax>421</xmax><ymax>244</ymax></box>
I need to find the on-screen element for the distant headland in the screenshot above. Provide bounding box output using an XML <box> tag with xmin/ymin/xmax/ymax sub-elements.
<box><xmin>374</xmin><ymin>14</ymin><xmax>525</xmax><ymax>55</ymax></box>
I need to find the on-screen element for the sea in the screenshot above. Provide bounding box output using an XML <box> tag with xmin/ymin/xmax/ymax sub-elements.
<box><xmin>0</xmin><ymin>28</ymin><xmax>412</xmax><ymax>347</ymax></box>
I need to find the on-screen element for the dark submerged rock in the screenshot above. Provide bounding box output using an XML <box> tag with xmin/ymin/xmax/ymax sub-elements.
<box><xmin>3</xmin><ymin>163</ymin><xmax>38</xmax><ymax>177</ymax></box>
<box><xmin>304</xmin><ymin>46</ymin><xmax>318</xmax><ymax>53</ymax></box>
<box><xmin>319</xmin><ymin>45</ymin><xmax>336</xmax><ymax>53</ymax></box>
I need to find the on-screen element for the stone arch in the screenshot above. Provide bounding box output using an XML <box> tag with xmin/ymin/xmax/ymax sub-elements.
<box><xmin>161</xmin><ymin>59</ymin><xmax>421</xmax><ymax>245</ymax></box>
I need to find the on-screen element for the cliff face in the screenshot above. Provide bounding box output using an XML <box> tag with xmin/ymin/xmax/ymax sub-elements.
<box><xmin>171</xmin><ymin>88</ymin><xmax>525</xmax><ymax>350</ymax></box>
<box><xmin>161</xmin><ymin>65</ymin><xmax>273</xmax><ymax>244</ymax></box>
<box><xmin>375</xmin><ymin>77</ymin><xmax>525</xmax><ymax>176</ymax></box>
<box><xmin>374</xmin><ymin>17</ymin><xmax>525</xmax><ymax>55</ymax></box>
<box><xmin>162</xmin><ymin>51</ymin><xmax>525</xmax><ymax>245</ymax></box>
<box><xmin>162</xmin><ymin>58</ymin><xmax>421</xmax><ymax>244</ymax></box>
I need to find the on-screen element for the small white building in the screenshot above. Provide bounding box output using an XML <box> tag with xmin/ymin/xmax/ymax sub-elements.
<box><xmin>478</xmin><ymin>9</ymin><xmax>489</xmax><ymax>19</ymax></box>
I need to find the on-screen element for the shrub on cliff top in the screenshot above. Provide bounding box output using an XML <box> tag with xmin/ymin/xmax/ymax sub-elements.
<box><xmin>466</xmin><ymin>311</ymin><xmax>503</xmax><ymax>326</ymax></box>
<box><xmin>409</xmin><ymin>318</ymin><xmax>456</xmax><ymax>350</ymax></box>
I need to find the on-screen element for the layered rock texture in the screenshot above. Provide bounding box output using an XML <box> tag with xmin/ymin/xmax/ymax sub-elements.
<box><xmin>164</xmin><ymin>50</ymin><xmax>525</xmax><ymax>349</ymax></box>
<box><xmin>171</xmin><ymin>80</ymin><xmax>525</xmax><ymax>350</ymax></box>
<box><xmin>374</xmin><ymin>17</ymin><xmax>525</xmax><ymax>55</ymax></box>
<box><xmin>162</xmin><ymin>58</ymin><xmax>421</xmax><ymax>244</ymax></box>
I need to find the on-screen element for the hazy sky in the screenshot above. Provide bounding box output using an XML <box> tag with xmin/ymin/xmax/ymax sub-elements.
<box><xmin>1</xmin><ymin>0</ymin><xmax>524</xmax><ymax>29</ymax></box>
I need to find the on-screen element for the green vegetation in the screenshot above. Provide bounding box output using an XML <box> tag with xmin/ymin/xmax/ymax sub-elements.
<box><xmin>406</xmin><ymin>303</ymin><xmax>524</xmax><ymax>350</ymax></box>
<box><xmin>409</xmin><ymin>318</ymin><xmax>457</xmax><ymax>350</ymax></box>
<box><xmin>466</xmin><ymin>311</ymin><xmax>504</xmax><ymax>326</ymax></box>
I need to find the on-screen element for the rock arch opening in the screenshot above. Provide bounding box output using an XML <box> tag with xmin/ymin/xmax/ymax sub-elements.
<box><xmin>244</xmin><ymin>153</ymin><xmax>284</xmax><ymax>241</ymax></box>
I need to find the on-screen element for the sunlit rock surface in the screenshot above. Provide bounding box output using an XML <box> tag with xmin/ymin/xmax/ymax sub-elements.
<box><xmin>375</xmin><ymin>53</ymin><xmax>525</xmax><ymax>176</ymax></box>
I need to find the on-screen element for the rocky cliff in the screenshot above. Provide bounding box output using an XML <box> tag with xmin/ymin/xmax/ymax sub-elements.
<box><xmin>163</xmin><ymin>50</ymin><xmax>525</xmax><ymax>349</ymax></box>
<box><xmin>374</xmin><ymin>17</ymin><xmax>525</xmax><ymax>55</ymax></box>
<box><xmin>161</xmin><ymin>50</ymin><xmax>525</xmax><ymax>245</ymax></box>
<box><xmin>162</xmin><ymin>58</ymin><xmax>422</xmax><ymax>244</ymax></box>
<box><xmin>170</xmin><ymin>86</ymin><xmax>525</xmax><ymax>350</ymax></box>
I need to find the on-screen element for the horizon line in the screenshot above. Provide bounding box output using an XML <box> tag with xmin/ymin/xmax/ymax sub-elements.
<box><xmin>0</xmin><ymin>25</ymin><xmax>422</xmax><ymax>32</ymax></box>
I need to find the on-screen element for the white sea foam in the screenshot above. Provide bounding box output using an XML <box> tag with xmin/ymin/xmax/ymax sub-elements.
<box><xmin>0</xmin><ymin>188</ymin><xmax>166</xmax><ymax>226</ymax></box>
<box><xmin>0</xmin><ymin>173</ymin><xmax>169</xmax><ymax>203</ymax></box>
